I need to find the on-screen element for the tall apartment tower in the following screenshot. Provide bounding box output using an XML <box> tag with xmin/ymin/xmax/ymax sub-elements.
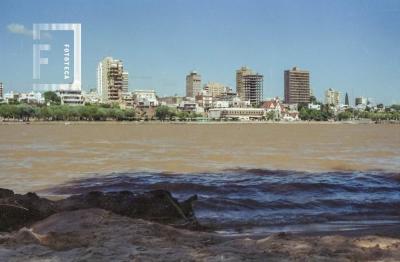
<box><xmin>284</xmin><ymin>67</ymin><xmax>310</xmax><ymax>104</ymax></box>
<box><xmin>122</xmin><ymin>71</ymin><xmax>129</xmax><ymax>93</ymax></box>
<box><xmin>186</xmin><ymin>71</ymin><xmax>202</xmax><ymax>98</ymax></box>
<box><xmin>97</xmin><ymin>57</ymin><xmax>128</xmax><ymax>103</ymax></box>
<box><xmin>325</xmin><ymin>88</ymin><xmax>341</xmax><ymax>106</ymax></box>
<box><xmin>0</xmin><ymin>82</ymin><xmax>3</xmax><ymax>98</ymax></box>
<box><xmin>236</xmin><ymin>66</ymin><xmax>263</xmax><ymax>105</ymax></box>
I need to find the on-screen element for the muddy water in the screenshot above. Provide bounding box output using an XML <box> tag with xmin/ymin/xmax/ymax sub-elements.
<box><xmin>0</xmin><ymin>122</ymin><xmax>399</xmax><ymax>193</ymax></box>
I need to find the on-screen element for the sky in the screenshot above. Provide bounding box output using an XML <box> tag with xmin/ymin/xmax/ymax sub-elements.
<box><xmin>0</xmin><ymin>0</ymin><xmax>399</xmax><ymax>105</ymax></box>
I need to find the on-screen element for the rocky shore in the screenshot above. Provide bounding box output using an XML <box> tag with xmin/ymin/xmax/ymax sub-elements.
<box><xmin>0</xmin><ymin>188</ymin><xmax>199</xmax><ymax>232</ymax></box>
<box><xmin>1</xmin><ymin>189</ymin><xmax>400</xmax><ymax>261</ymax></box>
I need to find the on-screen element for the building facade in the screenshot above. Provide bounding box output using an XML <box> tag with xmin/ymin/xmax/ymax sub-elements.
<box><xmin>203</xmin><ymin>82</ymin><xmax>231</xmax><ymax>97</ymax></box>
<box><xmin>0</xmin><ymin>82</ymin><xmax>3</xmax><ymax>98</ymax></box>
<box><xmin>122</xmin><ymin>71</ymin><xmax>129</xmax><ymax>93</ymax></box>
<box><xmin>133</xmin><ymin>90</ymin><xmax>159</xmax><ymax>107</ymax></box>
<box><xmin>18</xmin><ymin>91</ymin><xmax>45</xmax><ymax>104</ymax></box>
<box><xmin>355</xmin><ymin>97</ymin><xmax>368</xmax><ymax>106</ymax></box>
<box><xmin>82</xmin><ymin>90</ymin><xmax>101</xmax><ymax>104</ymax></box>
<box><xmin>57</xmin><ymin>90</ymin><xmax>84</xmax><ymax>105</ymax></box>
<box><xmin>97</xmin><ymin>57</ymin><xmax>128</xmax><ymax>103</ymax></box>
<box><xmin>208</xmin><ymin>108</ymin><xmax>265</xmax><ymax>120</ymax></box>
<box><xmin>186</xmin><ymin>71</ymin><xmax>202</xmax><ymax>98</ymax></box>
<box><xmin>236</xmin><ymin>66</ymin><xmax>263</xmax><ymax>106</ymax></box>
<box><xmin>284</xmin><ymin>67</ymin><xmax>310</xmax><ymax>104</ymax></box>
<box><xmin>325</xmin><ymin>88</ymin><xmax>341</xmax><ymax>105</ymax></box>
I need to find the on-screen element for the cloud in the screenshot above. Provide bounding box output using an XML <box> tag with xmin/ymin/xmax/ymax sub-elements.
<box><xmin>7</xmin><ymin>23</ymin><xmax>32</xmax><ymax>36</ymax></box>
<box><xmin>7</xmin><ymin>23</ymin><xmax>51</xmax><ymax>39</ymax></box>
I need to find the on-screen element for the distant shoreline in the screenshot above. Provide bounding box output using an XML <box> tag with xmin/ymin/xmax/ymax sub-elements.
<box><xmin>1</xmin><ymin>119</ymin><xmax>399</xmax><ymax>125</ymax></box>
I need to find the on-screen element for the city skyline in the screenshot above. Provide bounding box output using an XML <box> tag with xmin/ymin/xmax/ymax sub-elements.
<box><xmin>1</xmin><ymin>0</ymin><xmax>400</xmax><ymax>104</ymax></box>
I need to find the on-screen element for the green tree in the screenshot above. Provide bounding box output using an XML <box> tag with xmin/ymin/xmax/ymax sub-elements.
<box><xmin>0</xmin><ymin>104</ymin><xmax>14</xmax><ymax>120</ymax></box>
<box><xmin>391</xmin><ymin>104</ymin><xmax>400</xmax><ymax>111</ymax></box>
<box><xmin>299</xmin><ymin>108</ymin><xmax>310</xmax><ymax>121</ymax></box>
<box><xmin>337</xmin><ymin>111</ymin><xmax>352</xmax><ymax>121</ymax></box>
<box><xmin>17</xmin><ymin>104</ymin><xmax>35</xmax><ymax>121</ymax></box>
<box><xmin>266</xmin><ymin>111</ymin><xmax>276</xmax><ymax>121</ymax></box>
<box><xmin>176</xmin><ymin>110</ymin><xmax>189</xmax><ymax>121</ymax></box>
<box><xmin>310</xmin><ymin>96</ymin><xmax>317</xmax><ymax>104</ymax></box>
<box><xmin>44</xmin><ymin>91</ymin><xmax>61</xmax><ymax>105</ymax></box>
<box><xmin>156</xmin><ymin>105</ymin><xmax>172</xmax><ymax>121</ymax></box>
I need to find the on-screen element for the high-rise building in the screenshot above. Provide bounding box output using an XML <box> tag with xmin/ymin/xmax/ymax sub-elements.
<box><xmin>236</xmin><ymin>66</ymin><xmax>263</xmax><ymax>105</ymax></box>
<box><xmin>122</xmin><ymin>71</ymin><xmax>129</xmax><ymax>93</ymax></box>
<box><xmin>0</xmin><ymin>82</ymin><xmax>3</xmax><ymax>98</ymax></box>
<box><xmin>345</xmin><ymin>92</ymin><xmax>349</xmax><ymax>106</ymax></box>
<box><xmin>97</xmin><ymin>57</ymin><xmax>128</xmax><ymax>103</ymax></box>
<box><xmin>325</xmin><ymin>88</ymin><xmax>341</xmax><ymax>106</ymax></box>
<box><xmin>186</xmin><ymin>71</ymin><xmax>202</xmax><ymax>98</ymax></box>
<box><xmin>355</xmin><ymin>97</ymin><xmax>367</xmax><ymax>106</ymax></box>
<box><xmin>284</xmin><ymin>67</ymin><xmax>310</xmax><ymax>104</ymax></box>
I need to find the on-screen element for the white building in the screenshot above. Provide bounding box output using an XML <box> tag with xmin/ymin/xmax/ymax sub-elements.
<box><xmin>158</xmin><ymin>96</ymin><xmax>184</xmax><ymax>107</ymax></box>
<box><xmin>18</xmin><ymin>91</ymin><xmax>45</xmax><ymax>104</ymax></box>
<box><xmin>325</xmin><ymin>88</ymin><xmax>341</xmax><ymax>106</ymax></box>
<box><xmin>178</xmin><ymin>100</ymin><xmax>197</xmax><ymax>112</ymax></box>
<box><xmin>133</xmin><ymin>90</ymin><xmax>159</xmax><ymax>107</ymax></box>
<box><xmin>208</xmin><ymin>108</ymin><xmax>265</xmax><ymax>120</ymax></box>
<box><xmin>82</xmin><ymin>90</ymin><xmax>101</xmax><ymax>104</ymax></box>
<box><xmin>282</xmin><ymin>111</ymin><xmax>300</xmax><ymax>121</ymax></box>
<box><xmin>3</xmin><ymin>91</ymin><xmax>17</xmax><ymax>103</ymax></box>
<box><xmin>57</xmin><ymin>90</ymin><xmax>84</xmax><ymax>105</ymax></box>
<box><xmin>308</xmin><ymin>103</ymin><xmax>321</xmax><ymax>110</ymax></box>
<box><xmin>213</xmin><ymin>100</ymin><xmax>230</xmax><ymax>108</ymax></box>
<box><xmin>212</xmin><ymin>94</ymin><xmax>250</xmax><ymax>108</ymax></box>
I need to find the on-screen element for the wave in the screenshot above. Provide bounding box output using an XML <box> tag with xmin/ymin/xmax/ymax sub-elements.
<box><xmin>43</xmin><ymin>169</ymin><xmax>400</xmax><ymax>234</ymax></box>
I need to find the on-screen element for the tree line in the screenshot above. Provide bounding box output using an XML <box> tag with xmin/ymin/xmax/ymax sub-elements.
<box><xmin>155</xmin><ymin>105</ymin><xmax>202</xmax><ymax>121</ymax></box>
<box><xmin>1</xmin><ymin>102</ymin><xmax>399</xmax><ymax>122</ymax></box>
<box><xmin>299</xmin><ymin>104</ymin><xmax>400</xmax><ymax>122</ymax></box>
<box><xmin>0</xmin><ymin>104</ymin><xmax>135</xmax><ymax>121</ymax></box>
<box><xmin>0</xmin><ymin>104</ymin><xmax>204</xmax><ymax>122</ymax></box>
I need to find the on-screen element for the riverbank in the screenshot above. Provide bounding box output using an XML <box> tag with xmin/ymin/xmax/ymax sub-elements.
<box><xmin>1</xmin><ymin>208</ymin><xmax>399</xmax><ymax>261</ymax></box>
<box><xmin>2</xmin><ymin>118</ymin><xmax>400</xmax><ymax>125</ymax></box>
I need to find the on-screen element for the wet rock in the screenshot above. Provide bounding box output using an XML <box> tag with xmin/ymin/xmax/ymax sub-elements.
<box><xmin>0</xmin><ymin>191</ymin><xmax>57</xmax><ymax>232</ymax></box>
<box><xmin>57</xmin><ymin>189</ymin><xmax>199</xmax><ymax>226</ymax></box>
<box><xmin>0</xmin><ymin>189</ymin><xmax>14</xmax><ymax>198</ymax></box>
<box><xmin>0</xmin><ymin>188</ymin><xmax>198</xmax><ymax>232</ymax></box>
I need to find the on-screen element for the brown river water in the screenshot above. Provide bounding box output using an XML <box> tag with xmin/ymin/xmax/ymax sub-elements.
<box><xmin>1</xmin><ymin>122</ymin><xmax>400</xmax><ymax>235</ymax></box>
<box><xmin>0</xmin><ymin>122</ymin><xmax>399</xmax><ymax>193</ymax></box>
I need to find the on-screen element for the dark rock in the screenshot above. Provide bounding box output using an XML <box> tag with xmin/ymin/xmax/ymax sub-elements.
<box><xmin>0</xmin><ymin>188</ymin><xmax>199</xmax><ymax>232</ymax></box>
<box><xmin>0</xmin><ymin>188</ymin><xmax>14</xmax><ymax>198</ymax></box>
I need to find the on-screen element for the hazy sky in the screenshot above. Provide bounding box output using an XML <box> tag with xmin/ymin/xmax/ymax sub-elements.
<box><xmin>1</xmin><ymin>0</ymin><xmax>399</xmax><ymax>104</ymax></box>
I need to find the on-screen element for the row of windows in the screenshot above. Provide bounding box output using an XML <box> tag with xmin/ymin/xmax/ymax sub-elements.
<box><xmin>221</xmin><ymin>110</ymin><xmax>264</xmax><ymax>115</ymax></box>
